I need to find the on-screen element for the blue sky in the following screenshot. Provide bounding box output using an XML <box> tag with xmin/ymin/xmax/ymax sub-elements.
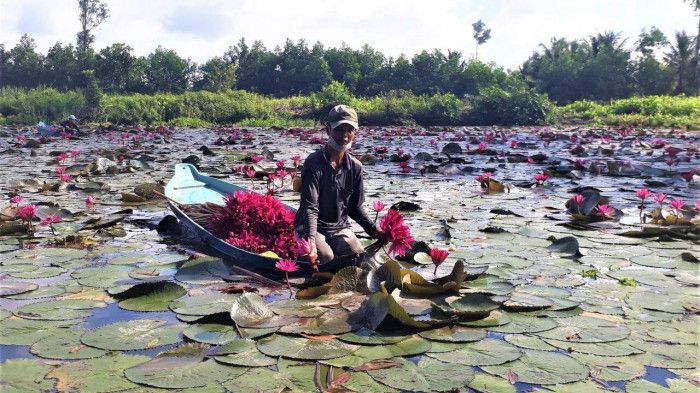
<box><xmin>1</xmin><ymin>0</ymin><xmax>697</xmax><ymax>70</ymax></box>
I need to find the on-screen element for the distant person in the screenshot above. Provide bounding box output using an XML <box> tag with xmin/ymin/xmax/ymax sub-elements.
<box><xmin>60</xmin><ymin>115</ymin><xmax>80</xmax><ymax>134</ymax></box>
<box><xmin>294</xmin><ymin>105</ymin><xmax>385</xmax><ymax>270</ymax></box>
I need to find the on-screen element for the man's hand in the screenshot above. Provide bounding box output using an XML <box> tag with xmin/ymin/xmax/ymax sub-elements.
<box><xmin>308</xmin><ymin>242</ymin><xmax>319</xmax><ymax>270</ymax></box>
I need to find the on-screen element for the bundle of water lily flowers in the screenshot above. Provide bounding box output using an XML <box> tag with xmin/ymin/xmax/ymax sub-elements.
<box><xmin>207</xmin><ymin>191</ymin><xmax>299</xmax><ymax>259</ymax></box>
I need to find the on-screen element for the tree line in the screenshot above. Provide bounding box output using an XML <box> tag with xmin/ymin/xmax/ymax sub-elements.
<box><xmin>0</xmin><ymin>0</ymin><xmax>698</xmax><ymax>105</ymax></box>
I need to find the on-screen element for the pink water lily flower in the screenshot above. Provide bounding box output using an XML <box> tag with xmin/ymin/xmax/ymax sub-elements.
<box><xmin>695</xmin><ymin>200</ymin><xmax>700</xmax><ymax>212</ymax></box>
<box><xmin>246</xmin><ymin>169</ymin><xmax>256</xmax><ymax>178</ymax></box>
<box><xmin>85</xmin><ymin>195</ymin><xmax>96</xmax><ymax>207</ymax></box>
<box><xmin>17</xmin><ymin>204</ymin><xmax>38</xmax><ymax>224</ymax></box>
<box><xmin>40</xmin><ymin>215</ymin><xmax>62</xmax><ymax>226</ymax></box>
<box><xmin>670</xmin><ymin>199</ymin><xmax>685</xmax><ymax>215</ymax></box>
<box><xmin>276</xmin><ymin>259</ymin><xmax>299</xmax><ymax>297</ymax></box>
<box><xmin>636</xmin><ymin>189</ymin><xmax>651</xmax><ymax>201</ymax></box>
<box><xmin>595</xmin><ymin>204</ymin><xmax>614</xmax><ymax>218</ymax></box>
<box><xmin>60</xmin><ymin>173</ymin><xmax>71</xmax><ymax>183</ymax></box>
<box><xmin>430</xmin><ymin>248</ymin><xmax>449</xmax><ymax>275</ymax></box>
<box><xmin>251</xmin><ymin>155</ymin><xmax>263</xmax><ymax>163</ymax></box>
<box><xmin>655</xmin><ymin>192</ymin><xmax>666</xmax><ymax>205</ymax></box>
<box><xmin>10</xmin><ymin>195</ymin><xmax>23</xmax><ymax>205</ymax></box>
<box><xmin>276</xmin><ymin>160</ymin><xmax>286</xmax><ymax>170</ymax></box>
<box><xmin>572</xmin><ymin>194</ymin><xmax>585</xmax><ymax>204</ymax></box>
<box><xmin>533</xmin><ymin>173</ymin><xmax>550</xmax><ymax>183</ymax></box>
<box><xmin>372</xmin><ymin>200</ymin><xmax>386</xmax><ymax>212</ymax></box>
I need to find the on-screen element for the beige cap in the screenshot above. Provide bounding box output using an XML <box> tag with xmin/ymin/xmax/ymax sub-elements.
<box><xmin>328</xmin><ymin>105</ymin><xmax>358</xmax><ymax>130</ymax></box>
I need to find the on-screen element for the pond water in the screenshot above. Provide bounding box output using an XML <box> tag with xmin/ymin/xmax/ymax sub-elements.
<box><xmin>0</xmin><ymin>125</ymin><xmax>698</xmax><ymax>392</ymax></box>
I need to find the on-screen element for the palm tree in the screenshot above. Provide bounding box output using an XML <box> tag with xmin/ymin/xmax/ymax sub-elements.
<box><xmin>665</xmin><ymin>31</ymin><xmax>693</xmax><ymax>94</ymax></box>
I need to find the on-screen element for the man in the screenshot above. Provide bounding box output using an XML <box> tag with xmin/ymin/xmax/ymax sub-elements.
<box><xmin>294</xmin><ymin>105</ymin><xmax>384</xmax><ymax>269</ymax></box>
<box><xmin>60</xmin><ymin>115</ymin><xmax>80</xmax><ymax>134</ymax></box>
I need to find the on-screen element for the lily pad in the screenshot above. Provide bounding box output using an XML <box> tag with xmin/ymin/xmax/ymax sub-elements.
<box><xmin>256</xmin><ymin>334</ymin><xmax>359</xmax><ymax>360</ymax></box>
<box><xmin>14</xmin><ymin>299</ymin><xmax>106</xmax><ymax>320</ymax></box>
<box><xmin>0</xmin><ymin>281</ymin><xmax>39</xmax><ymax>296</ymax></box>
<box><xmin>113</xmin><ymin>281</ymin><xmax>187</xmax><ymax>311</ymax></box>
<box><xmin>230</xmin><ymin>292</ymin><xmax>294</xmax><ymax>328</ymax></box>
<box><xmin>46</xmin><ymin>353</ymin><xmax>151</xmax><ymax>393</ymax></box>
<box><xmin>182</xmin><ymin>323</ymin><xmax>240</xmax><ymax>345</ymax></box>
<box><xmin>481</xmin><ymin>349</ymin><xmax>589</xmax><ymax>385</ymax></box>
<box><xmin>81</xmin><ymin>319</ymin><xmax>184</xmax><ymax>350</ymax></box>
<box><xmin>0</xmin><ymin>359</ymin><xmax>55</xmax><ymax>393</ymax></box>
<box><xmin>570</xmin><ymin>353</ymin><xmax>646</xmax><ymax>381</ymax></box>
<box><xmin>213</xmin><ymin>339</ymin><xmax>279</xmax><ymax>367</ymax></box>
<box><xmin>0</xmin><ymin>317</ymin><xmax>79</xmax><ymax>345</ymax></box>
<box><xmin>534</xmin><ymin>315</ymin><xmax>630</xmax><ymax>343</ymax></box>
<box><xmin>542</xmin><ymin>338</ymin><xmax>645</xmax><ymax>356</ymax></box>
<box><xmin>124</xmin><ymin>343</ymin><xmax>246</xmax><ymax>389</ymax></box>
<box><xmin>418</xmin><ymin>326</ymin><xmax>487</xmax><ymax>343</ymax></box>
<box><xmin>442</xmin><ymin>293</ymin><xmax>500</xmax><ymax>317</ymax></box>
<box><xmin>324</xmin><ymin>336</ymin><xmax>432</xmax><ymax>367</ymax></box>
<box><xmin>366</xmin><ymin>356</ymin><xmax>474</xmax><ymax>392</ymax></box>
<box><xmin>30</xmin><ymin>328</ymin><xmax>106</xmax><ymax>360</ymax></box>
<box><xmin>489</xmin><ymin>313</ymin><xmax>558</xmax><ymax>334</ymax></box>
<box><xmin>338</xmin><ymin>327</ymin><xmax>410</xmax><ymax>345</ymax></box>
<box><xmin>428</xmin><ymin>338</ymin><xmax>522</xmax><ymax>366</ymax></box>
<box><xmin>169</xmin><ymin>293</ymin><xmax>240</xmax><ymax>316</ymax></box>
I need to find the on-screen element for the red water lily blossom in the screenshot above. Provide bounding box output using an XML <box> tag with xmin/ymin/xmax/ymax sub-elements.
<box><xmin>670</xmin><ymin>199</ymin><xmax>685</xmax><ymax>215</ymax></box>
<box><xmin>60</xmin><ymin>173</ymin><xmax>71</xmax><ymax>183</ymax></box>
<box><xmin>10</xmin><ymin>195</ymin><xmax>23</xmax><ymax>205</ymax></box>
<box><xmin>17</xmin><ymin>134</ymin><xmax>26</xmax><ymax>142</ymax></box>
<box><xmin>276</xmin><ymin>160</ymin><xmax>286</xmax><ymax>170</ymax></box>
<box><xmin>695</xmin><ymin>200</ymin><xmax>700</xmax><ymax>212</ymax></box>
<box><xmin>379</xmin><ymin>209</ymin><xmax>414</xmax><ymax>257</ymax></box>
<box><xmin>475</xmin><ymin>172</ymin><xmax>493</xmax><ymax>182</ymax></box>
<box><xmin>40</xmin><ymin>215</ymin><xmax>62</xmax><ymax>226</ymax></box>
<box><xmin>430</xmin><ymin>248</ymin><xmax>449</xmax><ymax>275</ymax></box>
<box><xmin>85</xmin><ymin>195</ymin><xmax>96</xmax><ymax>207</ymax></box>
<box><xmin>655</xmin><ymin>192</ymin><xmax>667</xmax><ymax>205</ymax></box>
<box><xmin>290</xmin><ymin>154</ymin><xmax>302</xmax><ymax>168</ymax></box>
<box><xmin>251</xmin><ymin>155</ymin><xmax>263</xmax><ymax>163</ymax></box>
<box><xmin>372</xmin><ymin>200</ymin><xmax>386</xmax><ymax>212</ymax></box>
<box><xmin>246</xmin><ymin>168</ymin><xmax>256</xmax><ymax>178</ymax></box>
<box><xmin>17</xmin><ymin>204</ymin><xmax>38</xmax><ymax>226</ymax></box>
<box><xmin>595</xmin><ymin>204</ymin><xmax>614</xmax><ymax>219</ymax></box>
<box><xmin>572</xmin><ymin>194</ymin><xmax>585</xmax><ymax>204</ymax></box>
<box><xmin>533</xmin><ymin>173</ymin><xmax>550</xmax><ymax>184</ymax></box>
<box><xmin>636</xmin><ymin>189</ymin><xmax>652</xmax><ymax>201</ymax></box>
<box><xmin>276</xmin><ymin>259</ymin><xmax>299</xmax><ymax>297</ymax></box>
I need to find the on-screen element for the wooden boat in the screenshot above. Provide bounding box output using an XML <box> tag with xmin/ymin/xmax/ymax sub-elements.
<box><xmin>165</xmin><ymin>163</ymin><xmax>320</xmax><ymax>277</ymax></box>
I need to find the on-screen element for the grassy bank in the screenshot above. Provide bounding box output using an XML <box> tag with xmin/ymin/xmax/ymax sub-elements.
<box><xmin>554</xmin><ymin>95</ymin><xmax>700</xmax><ymax>129</ymax></box>
<box><xmin>0</xmin><ymin>86</ymin><xmax>697</xmax><ymax>129</ymax></box>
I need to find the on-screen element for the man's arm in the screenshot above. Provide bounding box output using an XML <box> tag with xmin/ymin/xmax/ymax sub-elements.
<box><xmin>299</xmin><ymin>163</ymin><xmax>320</xmax><ymax>242</ymax></box>
<box><xmin>348</xmin><ymin>169</ymin><xmax>377</xmax><ymax>238</ymax></box>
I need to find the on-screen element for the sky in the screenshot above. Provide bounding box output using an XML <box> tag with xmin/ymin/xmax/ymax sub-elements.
<box><xmin>0</xmin><ymin>0</ymin><xmax>697</xmax><ymax>70</ymax></box>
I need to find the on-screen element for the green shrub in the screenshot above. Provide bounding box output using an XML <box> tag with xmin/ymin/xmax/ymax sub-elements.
<box><xmin>168</xmin><ymin>117</ymin><xmax>211</xmax><ymax>127</ymax></box>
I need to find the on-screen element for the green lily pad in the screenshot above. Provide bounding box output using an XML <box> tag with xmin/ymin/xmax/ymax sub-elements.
<box><xmin>0</xmin><ymin>281</ymin><xmax>39</xmax><ymax>296</ymax></box>
<box><xmin>366</xmin><ymin>356</ymin><xmax>474</xmax><ymax>392</ymax></box>
<box><xmin>72</xmin><ymin>265</ymin><xmax>132</xmax><ymax>288</ymax></box>
<box><xmin>81</xmin><ymin>319</ymin><xmax>184</xmax><ymax>350</ymax></box>
<box><xmin>502</xmin><ymin>292</ymin><xmax>554</xmax><ymax>311</ymax></box>
<box><xmin>14</xmin><ymin>299</ymin><xmax>106</xmax><ymax>320</ymax></box>
<box><xmin>213</xmin><ymin>339</ymin><xmax>277</xmax><ymax>367</ymax></box>
<box><xmin>542</xmin><ymin>338</ymin><xmax>645</xmax><ymax>356</ymax></box>
<box><xmin>458</xmin><ymin>310</ymin><xmax>512</xmax><ymax>327</ymax></box>
<box><xmin>182</xmin><ymin>323</ymin><xmax>240</xmax><ymax>345</ymax></box>
<box><xmin>338</xmin><ymin>327</ymin><xmax>410</xmax><ymax>345</ymax></box>
<box><xmin>504</xmin><ymin>334</ymin><xmax>557</xmax><ymax>351</ymax></box>
<box><xmin>631</xmin><ymin>341</ymin><xmax>700</xmax><ymax>369</ymax></box>
<box><xmin>442</xmin><ymin>293</ymin><xmax>500</xmax><ymax>317</ymax></box>
<box><xmin>428</xmin><ymin>338</ymin><xmax>522</xmax><ymax>366</ymax></box>
<box><xmin>30</xmin><ymin>328</ymin><xmax>106</xmax><ymax>359</ymax></box>
<box><xmin>0</xmin><ymin>359</ymin><xmax>55</xmax><ymax>393</ymax></box>
<box><xmin>481</xmin><ymin>349</ymin><xmax>589</xmax><ymax>385</ymax></box>
<box><xmin>570</xmin><ymin>353</ymin><xmax>646</xmax><ymax>381</ymax></box>
<box><xmin>174</xmin><ymin>257</ymin><xmax>227</xmax><ymax>285</ymax></box>
<box><xmin>256</xmin><ymin>334</ymin><xmax>359</xmax><ymax>360</ymax></box>
<box><xmin>0</xmin><ymin>317</ymin><xmax>79</xmax><ymax>345</ymax></box>
<box><xmin>46</xmin><ymin>353</ymin><xmax>151</xmax><ymax>393</ymax></box>
<box><xmin>324</xmin><ymin>336</ymin><xmax>433</xmax><ymax>367</ymax></box>
<box><xmin>489</xmin><ymin>313</ymin><xmax>558</xmax><ymax>334</ymax></box>
<box><xmin>230</xmin><ymin>292</ymin><xmax>295</xmax><ymax>328</ymax></box>
<box><xmin>169</xmin><ymin>293</ymin><xmax>240</xmax><ymax>316</ymax></box>
<box><xmin>467</xmin><ymin>373</ymin><xmax>517</xmax><ymax>393</ymax></box>
<box><xmin>9</xmin><ymin>265</ymin><xmax>67</xmax><ymax>279</ymax></box>
<box><xmin>419</xmin><ymin>326</ymin><xmax>487</xmax><ymax>343</ymax></box>
<box><xmin>113</xmin><ymin>281</ymin><xmax>187</xmax><ymax>311</ymax></box>
<box><xmin>219</xmin><ymin>367</ymin><xmax>290</xmax><ymax>392</ymax></box>
<box><xmin>124</xmin><ymin>344</ymin><xmax>246</xmax><ymax>389</ymax></box>
<box><xmin>534</xmin><ymin>316</ymin><xmax>630</xmax><ymax>343</ymax></box>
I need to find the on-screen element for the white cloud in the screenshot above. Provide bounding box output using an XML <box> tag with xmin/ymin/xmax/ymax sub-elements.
<box><xmin>0</xmin><ymin>0</ymin><xmax>696</xmax><ymax>69</ymax></box>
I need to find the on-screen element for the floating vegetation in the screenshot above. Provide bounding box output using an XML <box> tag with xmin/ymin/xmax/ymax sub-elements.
<box><xmin>0</xmin><ymin>125</ymin><xmax>698</xmax><ymax>392</ymax></box>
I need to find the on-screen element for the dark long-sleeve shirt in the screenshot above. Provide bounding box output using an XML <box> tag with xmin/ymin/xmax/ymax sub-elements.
<box><xmin>294</xmin><ymin>147</ymin><xmax>377</xmax><ymax>241</ymax></box>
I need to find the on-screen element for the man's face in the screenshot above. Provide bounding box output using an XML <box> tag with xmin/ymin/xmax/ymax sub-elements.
<box><xmin>330</xmin><ymin>123</ymin><xmax>357</xmax><ymax>146</ymax></box>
